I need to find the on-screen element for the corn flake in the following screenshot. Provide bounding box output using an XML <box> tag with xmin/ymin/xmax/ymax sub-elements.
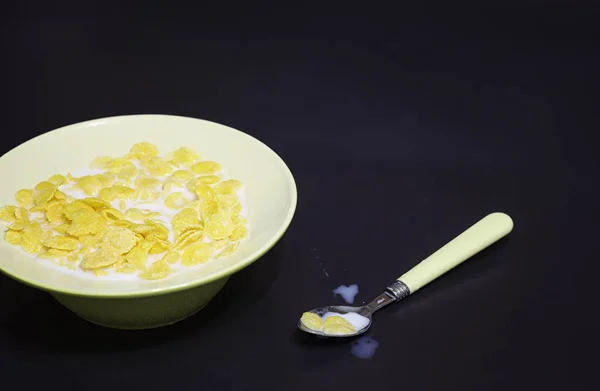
<box><xmin>194</xmin><ymin>184</ymin><xmax>214</xmax><ymax>201</ymax></box>
<box><xmin>82</xmin><ymin>197</ymin><xmax>111</xmax><ymax>210</ymax></box>
<box><xmin>100</xmin><ymin>208</ymin><xmax>125</xmax><ymax>221</ymax></box>
<box><xmin>0</xmin><ymin>205</ymin><xmax>17</xmax><ymax>222</ymax></box>
<box><xmin>164</xmin><ymin>192</ymin><xmax>191</xmax><ymax>209</ymax></box>
<box><xmin>48</xmin><ymin>174</ymin><xmax>66</xmax><ymax>186</ymax></box>
<box><xmin>169</xmin><ymin>147</ymin><xmax>200</xmax><ymax>166</ymax></box>
<box><xmin>4</xmin><ymin>230</ymin><xmax>22</xmax><ymax>245</ymax></box>
<box><xmin>15</xmin><ymin>189</ymin><xmax>35</xmax><ymax>209</ymax></box>
<box><xmin>181</xmin><ymin>242</ymin><xmax>213</xmax><ymax>266</ymax></box>
<box><xmin>127</xmin><ymin>142</ymin><xmax>160</xmax><ymax>160</ymax></box>
<box><xmin>43</xmin><ymin>236</ymin><xmax>79</xmax><ymax>251</ymax></box>
<box><xmin>66</xmin><ymin>210</ymin><xmax>106</xmax><ymax>237</ymax></box>
<box><xmin>125</xmin><ymin>208</ymin><xmax>157</xmax><ymax>221</ymax></box>
<box><xmin>162</xmin><ymin>251</ymin><xmax>180</xmax><ymax>264</ymax></box>
<box><xmin>100</xmin><ymin>226</ymin><xmax>137</xmax><ymax>254</ymax></box>
<box><xmin>80</xmin><ymin>246</ymin><xmax>120</xmax><ymax>270</ymax></box>
<box><xmin>170</xmin><ymin>170</ymin><xmax>194</xmax><ymax>183</ymax></box>
<box><xmin>173</xmin><ymin>229</ymin><xmax>204</xmax><ymax>250</ymax></box>
<box><xmin>191</xmin><ymin>161</ymin><xmax>221</xmax><ymax>175</ymax></box>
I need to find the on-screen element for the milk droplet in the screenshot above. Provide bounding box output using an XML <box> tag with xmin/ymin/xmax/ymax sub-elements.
<box><xmin>351</xmin><ymin>336</ymin><xmax>379</xmax><ymax>359</ymax></box>
<box><xmin>333</xmin><ymin>284</ymin><xmax>359</xmax><ymax>304</ymax></box>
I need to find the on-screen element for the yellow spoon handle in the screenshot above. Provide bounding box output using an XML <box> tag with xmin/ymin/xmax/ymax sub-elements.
<box><xmin>397</xmin><ymin>213</ymin><xmax>514</xmax><ymax>294</ymax></box>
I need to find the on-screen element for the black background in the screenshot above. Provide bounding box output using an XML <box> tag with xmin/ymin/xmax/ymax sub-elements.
<box><xmin>1</xmin><ymin>2</ymin><xmax>598</xmax><ymax>390</ymax></box>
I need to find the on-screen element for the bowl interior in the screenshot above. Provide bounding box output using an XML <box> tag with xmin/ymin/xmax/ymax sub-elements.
<box><xmin>0</xmin><ymin>115</ymin><xmax>296</xmax><ymax>297</ymax></box>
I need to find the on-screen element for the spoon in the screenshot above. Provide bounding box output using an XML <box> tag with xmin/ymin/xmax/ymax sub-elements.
<box><xmin>297</xmin><ymin>212</ymin><xmax>514</xmax><ymax>338</ymax></box>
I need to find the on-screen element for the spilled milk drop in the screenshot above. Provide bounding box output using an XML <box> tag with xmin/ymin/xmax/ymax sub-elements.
<box><xmin>351</xmin><ymin>336</ymin><xmax>379</xmax><ymax>359</ymax></box>
<box><xmin>333</xmin><ymin>284</ymin><xmax>359</xmax><ymax>304</ymax></box>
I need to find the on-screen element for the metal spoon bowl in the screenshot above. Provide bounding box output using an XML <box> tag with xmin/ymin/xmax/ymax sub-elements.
<box><xmin>297</xmin><ymin>281</ymin><xmax>409</xmax><ymax>338</ymax></box>
<box><xmin>297</xmin><ymin>213</ymin><xmax>514</xmax><ymax>338</ymax></box>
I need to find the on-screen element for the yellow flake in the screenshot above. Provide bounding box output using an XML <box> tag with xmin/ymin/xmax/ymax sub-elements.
<box><xmin>66</xmin><ymin>253</ymin><xmax>80</xmax><ymax>262</ymax></box>
<box><xmin>78</xmin><ymin>235</ymin><xmax>101</xmax><ymax>249</ymax></box>
<box><xmin>66</xmin><ymin>210</ymin><xmax>106</xmax><ymax>237</ymax></box>
<box><xmin>0</xmin><ymin>205</ymin><xmax>17</xmax><ymax>222</ymax></box>
<box><xmin>143</xmin><ymin>219</ymin><xmax>169</xmax><ymax>240</ymax></box>
<box><xmin>15</xmin><ymin>207</ymin><xmax>29</xmax><ymax>222</ymax></box>
<box><xmin>170</xmin><ymin>170</ymin><xmax>194</xmax><ymax>183</ymax></box>
<box><xmin>39</xmin><ymin>248</ymin><xmax>72</xmax><ymax>259</ymax></box>
<box><xmin>216</xmin><ymin>241</ymin><xmax>239</xmax><ymax>258</ymax></box>
<box><xmin>34</xmin><ymin>181</ymin><xmax>55</xmax><ymax>192</ymax></box>
<box><xmin>199</xmin><ymin>199</ymin><xmax>219</xmax><ymax>219</ymax></box>
<box><xmin>125</xmin><ymin>243</ymin><xmax>151</xmax><ymax>270</ymax></box>
<box><xmin>34</xmin><ymin>182</ymin><xmax>57</xmax><ymax>206</ymax></box>
<box><xmin>90</xmin><ymin>156</ymin><xmax>114</xmax><ymax>169</ymax></box>
<box><xmin>300</xmin><ymin>312</ymin><xmax>322</xmax><ymax>331</ymax></box>
<box><xmin>322</xmin><ymin>324</ymin><xmax>356</xmax><ymax>335</ymax></box>
<box><xmin>107</xmin><ymin>158</ymin><xmax>138</xmax><ymax>180</ymax></box>
<box><xmin>44</xmin><ymin>201</ymin><xmax>65</xmax><ymax>222</ymax></box>
<box><xmin>54</xmin><ymin>190</ymin><xmax>66</xmax><ymax>200</ymax></box>
<box><xmin>127</xmin><ymin>142</ymin><xmax>160</xmax><ymax>159</ymax></box>
<box><xmin>4</xmin><ymin>230</ymin><xmax>22</xmax><ymax>245</ymax></box>
<box><xmin>173</xmin><ymin>229</ymin><xmax>204</xmax><ymax>250</ymax></box>
<box><xmin>20</xmin><ymin>230</ymin><xmax>45</xmax><ymax>253</ymax></box>
<box><xmin>146</xmin><ymin>235</ymin><xmax>171</xmax><ymax>254</ymax></box>
<box><xmin>135</xmin><ymin>176</ymin><xmax>161</xmax><ymax>188</ymax></box>
<box><xmin>169</xmin><ymin>147</ymin><xmax>200</xmax><ymax>166</ymax></box>
<box><xmin>43</xmin><ymin>236</ymin><xmax>79</xmax><ymax>251</ymax></box>
<box><xmin>229</xmin><ymin>226</ymin><xmax>248</xmax><ymax>241</ymax></box>
<box><xmin>322</xmin><ymin>316</ymin><xmax>356</xmax><ymax>335</ymax></box>
<box><xmin>48</xmin><ymin>174</ymin><xmax>66</xmax><ymax>186</ymax></box>
<box><xmin>181</xmin><ymin>242</ymin><xmax>213</xmax><ymax>266</ymax></box>
<box><xmin>98</xmin><ymin>185</ymin><xmax>135</xmax><ymax>201</ymax></box>
<box><xmin>53</xmin><ymin>223</ymin><xmax>70</xmax><ymax>234</ymax></box>
<box><xmin>164</xmin><ymin>192</ymin><xmax>191</xmax><ymax>209</ymax></box>
<box><xmin>75</xmin><ymin>176</ymin><xmax>103</xmax><ymax>196</ymax></box>
<box><xmin>232</xmin><ymin>215</ymin><xmax>248</xmax><ymax>227</ymax></box>
<box><xmin>8</xmin><ymin>221</ymin><xmax>27</xmax><ymax>231</ymax></box>
<box><xmin>115</xmin><ymin>259</ymin><xmax>137</xmax><ymax>274</ymax></box>
<box><xmin>172</xmin><ymin>208</ymin><xmax>201</xmax><ymax>230</ymax></box>
<box><xmin>99</xmin><ymin>208</ymin><xmax>125</xmax><ymax>221</ymax></box>
<box><xmin>197</xmin><ymin>175</ymin><xmax>221</xmax><ymax>184</ymax></box>
<box><xmin>161</xmin><ymin>251</ymin><xmax>180</xmax><ymax>264</ymax></box>
<box><xmin>111</xmin><ymin>219</ymin><xmax>135</xmax><ymax>229</ymax></box>
<box><xmin>81</xmin><ymin>197</ymin><xmax>111</xmax><ymax>210</ymax></box>
<box><xmin>130</xmin><ymin>224</ymin><xmax>154</xmax><ymax>236</ymax></box>
<box><xmin>194</xmin><ymin>184</ymin><xmax>215</xmax><ymax>201</ymax></box>
<box><xmin>191</xmin><ymin>161</ymin><xmax>221</xmax><ymax>175</ymax></box>
<box><xmin>80</xmin><ymin>246</ymin><xmax>120</xmax><ymax>270</ymax></box>
<box><xmin>213</xmin><ymin>179</ymin><xmax>242</xmax><ymax>195</ymax></box>
<box><xmin>142</xmin><ymin>156</ymin><xmax>173</xmax><ymax>177</ymax></box>
<box><xmin>100</xmin><ymin>226</ymin><xmax>137</xmax><ymax>254</ymax></box>
<box><xmin>216</xmin><ymin>194</ymin><xmax>240</xmax><ymax>209</ymax></box>
<box><xmin>124</xmin><ymin>208</ymin><xmax>158</xmax><ymax>221</ymax></box>
<box><xmin>205</xmin><ymin>220</ymin><xmax>234</xmax><ymax>240</ymax></box>
<box><xmin>139</xmin><ymin>260</ymin><xmax>171</xmax><ymax>280</ymax></box>
<box><xmin>15</xmin><ymin>189</ymin><xmax>35</xmax><ymax>209</ymax></box>
<box><xmin>63</xmin><ymin>201</ymin><xmax>95</xmax><ymax>220</ymax></box>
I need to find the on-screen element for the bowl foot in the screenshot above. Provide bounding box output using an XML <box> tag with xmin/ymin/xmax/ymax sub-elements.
<box><xmin>80</xmin><ymin>304</ymin><xmax>208</xmax><ymax>330</ymax></box>
<box><xmin>52</xmin><ymin>277</ymin><xmax>229</xmax><ymax>330</ymax></box>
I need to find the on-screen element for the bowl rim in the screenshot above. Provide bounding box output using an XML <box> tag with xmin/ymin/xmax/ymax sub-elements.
<box><xmin>0</xmin><ymin>114</ymin><xmax>298</xmax><ymax>298</ymax></box>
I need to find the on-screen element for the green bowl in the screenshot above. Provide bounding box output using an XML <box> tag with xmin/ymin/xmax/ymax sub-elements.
<box><xmin>0</xmin><ymin>115</ymin><xmax>297</xmax><ymax>329</ymax></box>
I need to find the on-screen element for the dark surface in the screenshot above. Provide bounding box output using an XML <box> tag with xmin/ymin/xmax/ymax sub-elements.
<box><xmin>1</xmin><ymin>2</ymin><xmax>598</xmax><ymax>390</ymax></box>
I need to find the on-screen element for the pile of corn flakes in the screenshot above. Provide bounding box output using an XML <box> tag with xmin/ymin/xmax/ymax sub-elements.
<box><xmin>300</xmin><ymin>312</ymin><xmax>357</xmax><ymax>335</ymax></box>
<box><xmin>0</xmin><ymin>142</ymin><xmax>248</xmax><ymax>280</ymax></box>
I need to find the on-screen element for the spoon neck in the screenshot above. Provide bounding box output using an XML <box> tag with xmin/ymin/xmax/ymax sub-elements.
<box><xmin>364</xmin><ymin>280</ymin><xmax>411</xmax><ymax>314</ymax></box>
